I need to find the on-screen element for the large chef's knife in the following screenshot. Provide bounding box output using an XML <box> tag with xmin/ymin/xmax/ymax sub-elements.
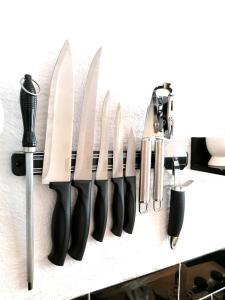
<box><xmin>124</xmin><ymin>128</ymin><xmax>136</xmax><ymax>234</ymax></box>
<box><xmin>92</xmin><ymin>91</ymin><xmax>110</xmax><ymax>242</ymax></box>
<box><xmin>111</xmin><ymin>104</ymin><xmax>124</xmax><ymax>237</ymax></box>
<box><xmin>68</xmin><ymin>48</ymin><xmax>101</xmax><ymax>260</ymax></box>
<box><xmin>42</xmin><ymin>41</ymin><xmax>75</xmax><ymax>266</ymax></box>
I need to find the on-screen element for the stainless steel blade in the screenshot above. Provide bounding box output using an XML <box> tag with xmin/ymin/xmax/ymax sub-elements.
<box><xmin>143</xmin><ymin>100</ymin><xmax>155</xmax><ymax>137</ymax></box>
<box><xmin>125</xmin><ymin>128</ymin><xmax>136</xmax><ymax>177</ymax></box>
<box><xmin>143</xmin><ymin>93</ymin><xmax>164</xmax><ymax>138</ymax></box>
<box><xmin>96</xmin><ymin>91</ymin><xmax>110</xmax><ymax>180</ymax></box>
<box><xmin>42</xmin><ymin>40</ymin><xmax>75</xmax><ymax>184</ymax></box>
<box><xmin>113</xmin><ymin>104</ymin><xmax>123</xmax><ymax>178</ymax></box>
<box><xmin>26</xmin><ymin>152</ymin><xmax>34</xmax><ymax>290</ymax></box>
<box><xmin>74</xmin><ymin>48</ymin><xmax>102</xmax><ymax>180</ymax></box>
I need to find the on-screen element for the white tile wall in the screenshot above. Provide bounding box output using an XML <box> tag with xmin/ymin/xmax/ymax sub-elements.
<box><xmin>1</xmin><ymin>1</ymin><xmax>225</xmax><ymax>299</ymax></box>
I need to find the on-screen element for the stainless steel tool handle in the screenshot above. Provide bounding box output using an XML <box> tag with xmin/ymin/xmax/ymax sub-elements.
<box><xmin>153</xmin><ymin>137</ymin><xmax>164</xmax><ymax>212</ymax></box>
<box><xmin>139</xmin><ymin>137</ymin><xmax>152</xmax><ymax>213</ymax></box>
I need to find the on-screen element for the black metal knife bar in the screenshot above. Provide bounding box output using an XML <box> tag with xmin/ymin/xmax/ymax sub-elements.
<box><xmin>11</xmin><ymin>151</ymin><xmax>188</xmax><ymax>176</ymax></box>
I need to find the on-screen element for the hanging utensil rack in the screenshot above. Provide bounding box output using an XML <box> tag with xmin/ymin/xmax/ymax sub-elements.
<box><xmin>11</xmin><ymin>151</ymin><xmax>188</xmax><ymax>176</ymax></box>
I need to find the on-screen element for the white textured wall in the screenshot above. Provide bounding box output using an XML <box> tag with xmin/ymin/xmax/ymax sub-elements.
<box><xmin>1</xmin><ymin>1</ymin><xmax>225</xmax><ymax>299</ymax></box>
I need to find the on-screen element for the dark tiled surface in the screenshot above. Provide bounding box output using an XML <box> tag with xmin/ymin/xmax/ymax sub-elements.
<box><xmin>73</xmin><ymin>249</ymin><xmax>225</xmax><ymax>300</ymax></box>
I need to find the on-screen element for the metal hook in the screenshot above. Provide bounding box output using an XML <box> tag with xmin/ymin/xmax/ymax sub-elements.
<box><xmin>139</xmin><ymin>202</ymin><xmax>148</xmax><ymax>214</ymax></box>
<box><xmin>153</xmin><ymin>200</ymin><xmax>162</xmax><ymax>212</ymax></box>
<box><xmin>20</xmin><ymin>77</ymin><xmax>41</xmax><ymax>96</ymax></box>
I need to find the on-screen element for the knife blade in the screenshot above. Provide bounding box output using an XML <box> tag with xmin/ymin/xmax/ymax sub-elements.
<box><xmin>111</xmin><ymin>103</ymin><xmax>124</xmax><ymax>237</ymax></box>
<box><xmin>42</xmin><ymin>40</ymin><xmax>75</xmax><ymax>266</ymax></box>
<box><xmin>124</xmin><ymin>128</ymin><xmax>136</xmax><ymax>234</ymax></box>
<box><xmin>68</xmin><ymin>48</ymin><xmax>101</xmax><ymax>260</ymax></box>
<box><xmin>92</xmin><ymin>91</ymin><xmax>110</xmax><ymax>242</ymax></box>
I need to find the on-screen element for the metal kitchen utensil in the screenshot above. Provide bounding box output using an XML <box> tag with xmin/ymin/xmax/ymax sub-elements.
<box><xmin>92</xmin><ymin>91</ymin><xmax>110</xmax><ymax>242</ymax></box>
<box><xmin>42</xmin><ymin>41</ymin><xmax>75</xmax><ymax>266</ymax></box>
<box><xmin>139</xmin><ymin>83</ymin><xmax>173</xmax><ymax>213</ymax></box>
<box><xmin>165</xmin><ymin>141</ymin><xmax>192</xmax><ymax>249</ymax></box>
<box><xmin>111</xmin><ymin>103</ymin><xmax>124</xmax><ymax>237</ymax></box>
<box><xmin>20</xmin><ymin>74</ymin><xmax>38</xmax><ymax>290</ymax></box>
<box><xmin>124</xmin><ymin>128</ymin><xmax>136</xmax><ymax>234</ymax></box>
<box><xmin>152</xmin><ymin>83</ymin><xmax>173</xmax><ymax>212</ymax></box>
<box><xmin>68</xmin><ymin>48</ymin><xmax>101</xmax><ymax>260</ymax></box>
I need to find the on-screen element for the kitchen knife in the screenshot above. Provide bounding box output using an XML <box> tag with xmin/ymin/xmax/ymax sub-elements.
<box><xmin>68</xmin><ymin>48</ymin><xmax>101</xmax><ymax>260</ymax></box>
<box><xmin>20</xmin><ymin>74</ymin><xmax>38</xmax><ymax>290</ymax></box>
<box><xmin>123</xmin><ymin>128</ymin><xmax>136</xmax><ymax>234</ymax></box>
<box><xmin>92</xmin><ymin>91</ymin><xmax>110</xmax><ymax>242</ymax></box>
<box><xmin>111</xmin><ymin>104</ymin><xmax>124</xmax><ymax>237</ymax></box>
<box><xmin>42</xmin><ymin>41</ymin><xmax>75</xmax><ymax>266</ymax></box>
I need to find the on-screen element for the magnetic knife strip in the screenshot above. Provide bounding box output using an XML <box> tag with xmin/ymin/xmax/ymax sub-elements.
<box><xmin>11</xmin><ymin>151</ymin><xmax>188</xmax><ymax>176</ymax></box>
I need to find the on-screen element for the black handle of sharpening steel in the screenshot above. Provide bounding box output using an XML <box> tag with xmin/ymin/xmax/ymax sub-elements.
<box><xmin>48</xmin><ymin>182</ymin><xmax>71</xmax><ymax>266</ymax></box>
<box><xmin>20</xmin><ymin>74</ymin><xmax>37</xmax><ymax>148</ymax></box>
<box><xmin>92</xmin><ymin>180</ymin><xmax>108</xmax><ymax>242</ymax></box>
<box><xmin>167</xmin><ymin>189</ymin><xmax>185</xmax><ymax>239</ymax></box>
<box><xmin>111</xmin><ymin>177</ymin><xmax>124</xmax><ymax>237</ymax></box>
<box><xmin>123</xmin><ymin>176</ymin><xmax>136</xmax><ymax>234</ymax></box>
<box><xmin>68</xmin><ymin>180</ymin><xmax>92</xmax><ymax>261</ymax></box>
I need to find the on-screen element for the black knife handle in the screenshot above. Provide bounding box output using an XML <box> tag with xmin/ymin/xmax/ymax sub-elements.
<box><xmin>20</xmin><ymin>74</ymin><xmax>37</xmax><ymax>148</ymax></box>
<box><xmin>124</xmin><ymin>176</ymin><xmax>136</xmax><ymax>234</ymax></box>
<box><xmin>92</xmin><ymin>180</ymin><xmax>108</xmax><ymax>242</ymax></box>
<box><xmin>111</xmin><ymin>177</ymin><xmax>124</xmax><ymax>237</ymax></box>
<box><xmin>167</xmin><ymin>189</ymin><xmax>185</xmax><ymax>238</ymax></box>
<box><xmin>48</xmin><ymin>181</ymin><xmax>71</xmax><ymax>266</ymax></box>
<box><xmin>68</xmin><ymin>180</ymin><xmax>92</xmax><ymax>261</ymax></box>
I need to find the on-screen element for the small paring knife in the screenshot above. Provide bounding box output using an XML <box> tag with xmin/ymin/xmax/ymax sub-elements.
<box><xmin>124</xmin><ymin>128</ymin><xmax>136</xmax><ymax>234</ymax></box>
<box><xmin>68</xmin><ymin>48</ymin><xmax>102</xmax><ymax>261</ymax></box>
<box><xmin>42</xmin><ymin>41</ymin><xmax>75</xmax><ymax>266</ymax></box>
<box><xmin>92</xmin><ymin>91</ymin><xmax>110</xmax><ymax>242</ymax></box>
<box><xmin>111</xmin><ymin>104</ymin><xmax>124</xmax><ymax>237</ymax></box>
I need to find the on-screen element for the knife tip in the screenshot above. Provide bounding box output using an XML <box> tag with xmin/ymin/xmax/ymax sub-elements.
<box><xmin>105</xmin><ymin>90</ymin><xmax>110</xmax><ymax>99</ymax></box>
<box><xmin>94</xmin><ymin>47</ymin><xmax>102</xmax><ymax>59</ymax></box>
<box><xmin>63</xmin><ymin>39</ymin><xmax>70</xmax><ymax>48</ymax></box>
<box><xmin>129</xmin><ymin>127</ymin><xmax>135</xmax><ymax>138</ymax></box>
